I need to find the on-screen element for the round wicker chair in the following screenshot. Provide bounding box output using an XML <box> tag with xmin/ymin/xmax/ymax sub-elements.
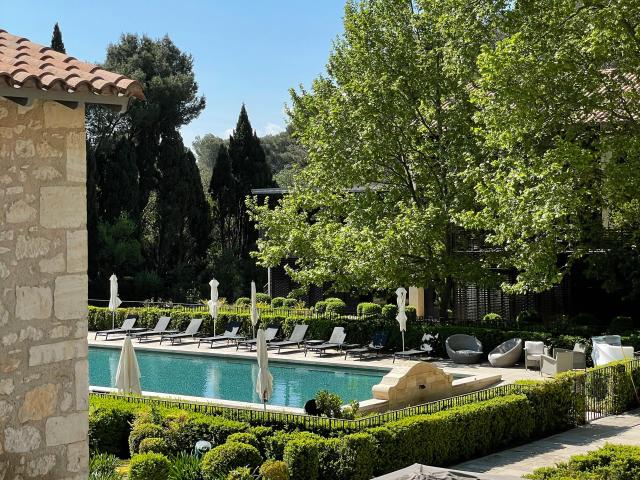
<box><xmin>488</xmin><ymin>338</ymin><xmax>523</xmax><ymax>367</ymax></box>
<box><xmin>445</xmin><ymin>334</ymin><xmax>483</xmax><ymax>364</ymax></box>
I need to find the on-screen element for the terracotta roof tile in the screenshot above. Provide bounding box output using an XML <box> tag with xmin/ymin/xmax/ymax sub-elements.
<box><xmin>0</xmin><ymin>28</ymin><xmax>144</xmax><ymax>100</ymax></box>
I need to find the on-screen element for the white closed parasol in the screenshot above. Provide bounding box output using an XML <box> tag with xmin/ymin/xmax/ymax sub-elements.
<box><xmin>208</xmin><ymin>278</ymin><xmax>219</xmax><ymax>335</ymax></box>
<box><xmin>115</xmin><ymin>336</ymin><xmax>141</xmax><ymax>395</ymax></box>
<box><xmin>108</xmin><ymin>274</ymin><xmax>122</xmax><ymax>329</ymax></box>
<box><xmin>250</xmin><ymin>281</ymin><xmax>260</xmax><ymax>338</ymax></box>
<box><xmin>255</xmin><ymin>328</ymin><xmax>273</xmax><ymax>410</ymax></box>
<box><xmin>396</xmin><ymin>287</ymin><xmax>408</xmax><ymax>352</ymax></box>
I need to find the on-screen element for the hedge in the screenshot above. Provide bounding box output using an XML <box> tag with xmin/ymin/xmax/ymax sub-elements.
<box><xmin>200</xmin><ymin>441</ymin><xmax>262</xmax><ymax>479</ymax></box>
<box><xmin>129</xmin><ymin>452</ymin><xmax>170</xmax><ymax>480</ymax></box>
<box><xmin>283</xmin><ymin>436</ymin><xmax>320</xmax><ymax>480</ymax></box>
<box><xmin>526</xmin><ymin>444</ymin><xmax>640</xmax><ymax>479</ymax></box>
<box><xmin>89</xmin><ymin>396</ymin><xmax>142</xmax><ymax>457</ymax></box>
<box><xmin>357</xmin><ymin>302</ymin><xmax>382</xmax><ymax>316</ymax></box>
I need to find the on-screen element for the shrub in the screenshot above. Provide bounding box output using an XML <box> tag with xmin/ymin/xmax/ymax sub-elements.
<box><xmin>324</xmin><ymin>297</ymin><xmax>346</xmax><ymax>315</ymax></box>
<box><xmin>200</xmin><ymin>442</ymin><xmax>262</xmax><ymax>479</ymax></box>
<box><xmin>256</xmin><ymin>293</ymin><xmax>271</xmax><ymax>304</ymax></box>
<box><xmin>608</xmin><ymin>316</ymin><xmax>635</xmax><ymax>334</ymax></box>
<box><xmin>405</xmin><ymin>305</ymin><xmax>417</xmax><ymax>321</ymax></box>
<box><xmin>314</xmin><ymin>300</ymin><xmax>327</xmax><ymax>314</ymax></box>
<box><xmin>357</xmin><ymin>302</ymin><xmax>382</xmax><ymax>317</ymax></box>
<box><xmin>235</xmin><ymin>297</ymin><xmax>251</xmax><ymax>307</ymax></box>
<box><xmin>381</xmin><ymin>304</ymin><xmax>397</xmax><ymax>321</ymax></box>
<box><xmin>336</xmin><ymin>433</ymin><xmax>376</xmax><ymax>480</ymax></box>
<box><xmin>139</xmin><ymin>437</ymin><xmax>170</xmax><ymax>455</ymax></box>
<box><xmin>226</xmin><ymin>467</ymin><xmax>253</xmax><ymax>480</ymax></box>
<box><xmin>283</xmin><ymin>436</ymin><xmax>320</xmax><ymax>480</ymax></box>
<box><xmin>264</xmin><ymin>431</ymin><xmax>322</xmax><ymax>460</ymax></box>
<box><xmin>129</xmin><ymin>452</ymin><xmax>170</xmax><ymax>480</ymax></box>
<box><xmin>129</xmin><ymin>423</ymin><xmax>165</xmax><ymax>456</ymax></box>
<box><xmin>526</xmin><ymin>444</ymin><xmax>640</xmax><ymax>479</ymax></box>
<box><xmin>282</xmin><ymin>298</ymin><xmax>297</xmax><ymax>308</ymax></box>
<box><xmin>271</xmin><ymin>297</ymin><xmax>286</xmax><ymax>308</ymax></box>
<box><xmin>482</xmin><ymin>312</ymin><xmax>502</xmax><ymax>326</ymax></box>
<box><xmin>167</xmin><ymin>453</ymin><xmax>202</xmax><ymax>480</ymax></box>
<box><xmin>259</xmin><ymin>459</ymin><xmax>289</xmax><ymax>480</ymax></box>
<box><xmin>226</xmin><ymin>432</ymin><xmax>259</xmax><ymax>449</ymax></box>
<box><xmin>89</xmin><ymin>453</ymin><xmax>122</xmax><ymax>480</ymax></box>
<box><xmin>315</xmin><ymin>390</ymin><xmax>343</xmax><ymax>418</ymax></box>
<box><xmin>89</xmin><ymin>398</ymin><xmax>140</xmax><ymax>457</ymax></box>
<box><xmin>165</xmin><ymin>413</ymin><xmax>249</xmax><ymax>453</ymax></box>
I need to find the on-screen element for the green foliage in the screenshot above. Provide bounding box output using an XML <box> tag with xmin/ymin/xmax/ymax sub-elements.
<box><xmin>256</xmin><ymin>293</ymin><xmax>271</xmax><ymax>304</ymax></box>
<box><xmin>200</xmin><ymin>442</ymin><xmax>262</xmax><ymax>479</ymax></box>
<box><xmin>235</xmin><ymin>298</ymin><xmax>251</xmax><ymax>307</ymax></box>
<box><xmin>246</xmin><ymin>426</ymin><xmax>273</xmax><ymax>455</ymax></box>
<box><xmin>315</xmin><ymin>298</ymin><xmax>346</xmax><ymax>315</ymax></box>
<box><xmin>381</xmin><ymin>304</ymin><xmax>397</xmax><ymax>321</ymax></box>
<box><xmin>226</xmin><ymin>467</ymin><xmax>253</xmax><ymax>480</ymax></box>
<box><xmin>139</xmin><ymin>437</ymin><xmax>170</xmax><ymax>455</ymax></box>
<box><xmin>259</xmin><ymin>459</ymin><xmax>289</xmax><ymax>480</ymax></box>
<box><xmin>129</xmin><ymin>423</ymin><xmax>165</xmax><ymax>456</ymax></box>
<box><xmin>50</xmin><ymin>22</ymin><xmax>66</xmax><ymax>53</ymax></box>
<box><xmin>283</xmin><ymin>437</ymin><xmax>319</xmax><ymax>480</ymax></box>
<box><xmin>264</xmin><ymin>431</ymin><xmax>322</xmax><ymax>460</ymax></box>
<box><xmin>164</xmin><ymin>412</ymin><xmax>249</xmax><ymax>453</ymax></box>
<box><xmin>608</xmin><ymin>316</ymin><xmax>636</xmax><ymax>334</ymax></box>
<box><xmin>482</xmin><ymin>313</ymin><xmax>503</xmax><ymax>327</ymax></box>
<box><xmin>129</xmin><ymin>452</ymin><xmax>171</xmax><ymax>480</ymax></box>
<box><xmin>89</xmin><ymin>453</ymin><xmax>122</xmax><ymax>480</ymax></box>
<box><xmin>282</xmin><ymin>298</ymin><xmax>297</xmax><ymax>308</ymax></box>
<box><xmin>226</xmin><ymin>433</ymin><xmax>259</xmax><ymax>450</ymax></box>
<box><xmin>315</xmin><ymin>390</ymin><xmax>343</xmax><ymax>418</ymax></box>
<box><xmin>335</xmin><ymin>433</ymin><xmax>376</xmax><ymax>480</ymax></box>
<box><xmin>89</xmin><ymin>396</ymin><xmax>140</xmax><ymax>457</ymax></box>
<box><xmin>167</xmin><ymin>453</ymin><xmax>202</xmax><ymax>480</ymax></box>
<box><xmin>357</xmin><ymin>302</ymin><xmax>382</xmax><ymax>317</ymax></box>
<box><xmin>526</xmin><ymin>444</ymin><xmax>640</xmax><ymax>480</ymax></box>
<box><xmin>271</xmin><ymin>297</ymin><xmax>286</xmax><ymax>308</ymax></box>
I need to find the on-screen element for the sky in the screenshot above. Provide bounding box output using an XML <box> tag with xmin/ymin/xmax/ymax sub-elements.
<box><xmin>3</xmin><ymin>0</ymin><xmax>346</xmax><ymax>146</ymax></box>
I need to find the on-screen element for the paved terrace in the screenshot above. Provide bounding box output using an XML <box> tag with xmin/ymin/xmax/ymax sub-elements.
<box><xmin>455</xmin><ymin>408</ymin><xmax>640</xmax><ymax>478</ymax></box>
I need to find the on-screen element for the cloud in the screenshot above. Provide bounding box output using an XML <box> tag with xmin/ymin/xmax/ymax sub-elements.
<box><xmin>261</xmin><ymin>122</ymin><xmax>284</xmax><ymax>136</ymax></box>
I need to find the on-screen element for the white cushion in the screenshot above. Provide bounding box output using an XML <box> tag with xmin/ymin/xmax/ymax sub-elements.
<box><xmin>524</xmin><ymin>341</ymin><xmax>544</xmax><ymax>355</ymax></box>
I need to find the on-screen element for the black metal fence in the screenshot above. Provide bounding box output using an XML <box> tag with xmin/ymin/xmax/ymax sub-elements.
<box><xmin>582</xmin><ymin>358</ymin><xmax>640</xmax><ymax>422</ymax></box>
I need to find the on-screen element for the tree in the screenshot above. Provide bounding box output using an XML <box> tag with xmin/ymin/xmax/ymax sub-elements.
<box><xmin>260</xmin><ymin>126</ymin><xmax>308</xmax><ymax>181</ymax></box>
<box><xmin>209</xmin><ymin>144</ymin><xmax>235</xmax><ymax>247</ymax></box>
<box><xmin>193</xmin><ymin>133</ymin><xmax>225</xmax><ymax>189</ymax></box>
<box><xmin>249</xmin><ymin>0</ymin><xmax>507</xmax><ymax>316</ymax></box>
<box><xmin>50</xmin><ymin>23</ymin><xmax>65</xmax><ymax>53</ymax></box>
<box><xmin>467</xmin><ymin>0</ymin><xmax>640</xmax><ymax>294</ymax></box>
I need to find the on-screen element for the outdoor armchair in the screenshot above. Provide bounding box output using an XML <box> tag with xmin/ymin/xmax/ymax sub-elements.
<box><xmin>445</xmin><ymin>334</ymin><xmax>483</xmax><ymax>364</ymax></box>
<box><xmin>94</xmin><ymin>317</ymin><xmax>145</xmax><ymax>340</ymax></box>
<box><xmin>344</xmin><ymin>330</ymin><xmax>389</xmax><ymax>360</ymax></box>
<box><xmin>488</xmin><ymin>338</ymin><xmax>522</xmax><ymax>368</ymax></box>
<box><xmin>591</xmin><ymin>335</ymin><xmax>634</xmax><ymax>366</ymax></box>
<box><xmin>159</xmin><ymin>317</ymin><xmax>203</xmax><ymax>345</ymax></box>
<box><xmin>304</xmin><ymin>327</ymin><xmax>346</xmax><ymax>357</ymax></box>
<box><xmin>540</xmin><ymin>349</ymin><xmax>574</xmax><ymax>376</ymax></box>
<box><xmin>572</xmin><ymin>342</ymin><xmax>587</xmax><ymax>369</ymax></box>
<box><xmin>524</xmin><ymin>341</ymin><xmax>548</xmax><ymax>370</ymax></box>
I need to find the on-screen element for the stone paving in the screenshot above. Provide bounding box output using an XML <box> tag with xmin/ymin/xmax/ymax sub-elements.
<box><xmin>455</xmin><ymin>409</ymin><xmax>640</xmax><ymax>478</ymax></box>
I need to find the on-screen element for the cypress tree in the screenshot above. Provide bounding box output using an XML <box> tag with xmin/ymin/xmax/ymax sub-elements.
<box><xmin>50</xmin><ymin>23</ymin><xmax>66</xmax><ymax>53</ymax></box>
<box><xmin>209</xmin><ymin>144</ymin><xmax>236</xmax><ymax>249</ymax></box>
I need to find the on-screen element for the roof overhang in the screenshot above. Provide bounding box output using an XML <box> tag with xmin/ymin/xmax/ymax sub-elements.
<box><xmin>0</xmin><ymin>85</ymin><xmax>130</xmax><ymax>113</ymax></box>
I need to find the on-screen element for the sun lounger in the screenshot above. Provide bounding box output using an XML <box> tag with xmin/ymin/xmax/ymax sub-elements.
<box><xmin>268</xmin><ymin>324</ymin><xmax>309</xmax><ymax>353</ymax></box>
<box><xmin>393</xmin><ymin>333</ymin><xmax>439</xmax><ymax>363</ymax></box>
<box><xmin>344</xmin><ymin>330</ymin><xmax>389</xmax><ymax>360</ymax></box>
<box><xmin>94</xmin><ymin>318</ymin><xmax>145</xmax><ymax>340</ymax></box>
<box><xmin>304</xmin><ymin>327</ymin><xmax>346</xmax><ymax>357</ymax></box>
<box><xmin>236</xmin><ymin>326</ymin><xmax>279</xmax><ymax>351</ymax></box>
<box><xmin>159</xmin><ymin>318</ymin><xmax>203</xmax><ymax>345</ymax></box>
<box><xmin>130</xmin><ymin>316</ymin><xmax>177</xmax><ymax>342</ymax></box>
<box><xmin>197</xmin><ymin>323</ymin><xmax>244</xmax><ymax>348</ymax></box>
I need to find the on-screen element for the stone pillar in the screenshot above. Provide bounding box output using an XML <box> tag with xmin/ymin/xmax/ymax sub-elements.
<box><xmin>408</xmin><ymin>287</ymin><xmax>425</xmax><ymax>318</ymax></box>
<box><xmin>0</xmin><ymin>98</ymin><xmax>89</xmax><ymax>478</ymax></box>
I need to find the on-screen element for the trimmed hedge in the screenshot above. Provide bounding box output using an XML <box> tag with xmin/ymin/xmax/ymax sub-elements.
<box><xmin>283</xmin><ymin>436</ymin><xmax>320</xmax><ymax>480</ymax></box>
<box><xmin>129</xmin><ymin>423</ymin><xmax>165</xmax><ymax>455</ymax></box>
<box><xmin>259</xmin><ymin>459</ymin><xmax>290</xmax><ymax>480</ymax></box>
<box><xmin>138</xmin><ymin>437</ymin><xmax>169</xmax><ymax>455</ymax></box>
<box><xmin>271</xmin><ymin>297</ymin><xmax>286</xmax><ymax>308</ymax></box>
<box><xmin>357</xmin><ymin>302</ymin><xmax>382</xmax><ymax>317</ymax></box>
<box><xmin>200</xmin><ymin>442</ymin><xmax>262</xmax><ymax>479</ymax></box>
<box><xmin>129</xmin><ymin>452</ymin><xmax>170</xmax><ymax>480</ymax></box>
<box><xmin>526</xmin><ymin>444</ymin><xmax>640</xmax><ymax>479</ymax></box>
<box><xmin>89</xmin><ymin>396</ymin><xmax>142</xmax><ymax>457</ymax></box>
<box><xmin>226</xmin><ymin>432</ymin><xmax>259</xmax><ymax>449</ymax></box>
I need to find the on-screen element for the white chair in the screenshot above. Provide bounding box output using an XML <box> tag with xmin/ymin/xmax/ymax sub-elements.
<box><xmin>540</xmin><ymin>350</ymin><xmax>574</xmax><ymax>376</ymax></box>
<box><xmin>524</xmin><ymin>341</ymin><xmax>548</xmax><ymax>370</ymax></box>
<box><xmin>592</xmin><ymin>343</ymin><xmax>634</xmax><ymax>366</ymax></box>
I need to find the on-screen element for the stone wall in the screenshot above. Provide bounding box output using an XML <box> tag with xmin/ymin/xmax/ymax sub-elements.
<box><xmin>0</xmin><ymin>98</ymin><xmax>89</xmax><ymax>478</ymax></box>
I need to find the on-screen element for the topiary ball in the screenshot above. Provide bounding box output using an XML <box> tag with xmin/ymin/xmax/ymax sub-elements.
<box><xmin>129</xmin><ymin>423</ymin><xmax>165</xmax><ymax>456</ymax></box>
<box><xmin>129</xmin><ymin>452</ymin><xmax>170</xmax><ymax>480</ymax></box>
<box><xmin>226</xmin><ymin>466</ymin><xmax>253</xmax><ymax>480</ymax></box>
<box><xmin>138</xmin><ymin>437</ymin><xmax>169</xmax><ymax>455</ymax></box>
<box><xmin>226</xmin><ymin>432</ymin><xmax>259</xmax><ymax>449</ymax></box>
<box><xmin>200</xmin><ymin>441</ymin><xmax>262</xmax><ymax>479</ymax></box>
<box><xmin>259</xmin><ymin>459</ymin><xmax>290</xmax><ymax>480</ymax></box>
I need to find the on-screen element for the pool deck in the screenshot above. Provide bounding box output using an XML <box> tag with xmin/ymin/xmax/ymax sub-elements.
<box><xmin>87</xmin><ymin>332</ymin><xmax>543</xmax><ymax>391</ymax></box>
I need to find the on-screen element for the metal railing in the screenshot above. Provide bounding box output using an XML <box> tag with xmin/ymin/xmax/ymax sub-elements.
<box><xmin>582</xmin><ymin>358</ymin><xmax>640</xmax><ymax>422</ymax></box>
<box><xmin>91</xmin><ymin>382</ymin><xmax>527</xmax><ymax>432</ymax></box>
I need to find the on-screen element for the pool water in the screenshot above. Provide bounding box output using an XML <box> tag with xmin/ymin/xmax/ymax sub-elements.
<box><xmin>89</xmin><ymin>347</ymin><xmax>386</xmax><ymax>408</ymax></box>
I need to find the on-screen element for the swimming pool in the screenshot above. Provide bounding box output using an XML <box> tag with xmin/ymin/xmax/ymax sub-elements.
<box><xmin>89</xmin><ymin>347</ymin><xmax>386</xmax><ymax>408</ymax></box>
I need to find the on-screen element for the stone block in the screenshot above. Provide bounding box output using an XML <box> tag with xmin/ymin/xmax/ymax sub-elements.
<box><xmin>67</xmin><ymin>440</ymin><xmax>88</xmax><ymax>472</ymax></box>
<box><xmin>40</xmin><ymin>186</ymin><xmax>86</xmax><ymax>229</ymax></box>
<box><xmin>40</xmin><ymin>253</ymin><xmax>66</xmax><ymax>273</ymax></box>
<box><xmin>66</xmin><ymin>131</ymin><xmax>86</xmax><ymax>183</ymax></box>
<box><xmin>66</xmin><ymin>230</ymin><xmax>87</xmax><ymax>273</ymax></box>
<box><xmin>43</xmin><ymin>101</ymin><xmax>84</xmax><ymax>129</ymax></box>
<box><xmin>0</xmin><ymin>378</ymin><xmax>14</xmax><ymax>395</ymax></box>
<box><xmin>4</xmin><ymin>425</ymin><xmax>41</xmax><ymax>453</ymax></box>
<box><xmin>15</xmin><ymin>286</ymin><xmax>52</xmax><ymax>320</ymax></box>
<box><xmin>75</xmin><ymin>359</ymin><xmax>88</xmax><ymax>410</ymax></box>
<box><xmin>54</xmin><ymin>274</ymin><xmax>87</xmax><ymax>320</ymax></box>
<box><xmin>16</xmin><ymin>234</ymin><xmax>51</xmax><ymax>259</ymax></box>
<box><xmin>19</xmin><ymin>383</ymin><xmax>59</xmax><ymax>422</ymax></box>
<box><xmin>27</xmin><ymin>455</ymin><xmax>56</xmax><ymax>477</ymax></box>
<box><xmin>28</xmin><ymin>338</ymin><xmax>86</xmax><ymax>367</ymax></box>
<box><xmin>6</xmin><ymin>198</ymin><xmax>37</xmax><ymax>223</ymax></box>
<box><xmin>45</xmin><ymin>412</ymin><xmax>88</xmax><ymax>446</ymax></box>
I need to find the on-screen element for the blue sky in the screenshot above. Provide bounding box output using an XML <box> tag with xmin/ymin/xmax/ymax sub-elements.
<box><xmin>3</xmin><ymin>0</ymin><xmax>346</xmax><ymax>146</ymax></box>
